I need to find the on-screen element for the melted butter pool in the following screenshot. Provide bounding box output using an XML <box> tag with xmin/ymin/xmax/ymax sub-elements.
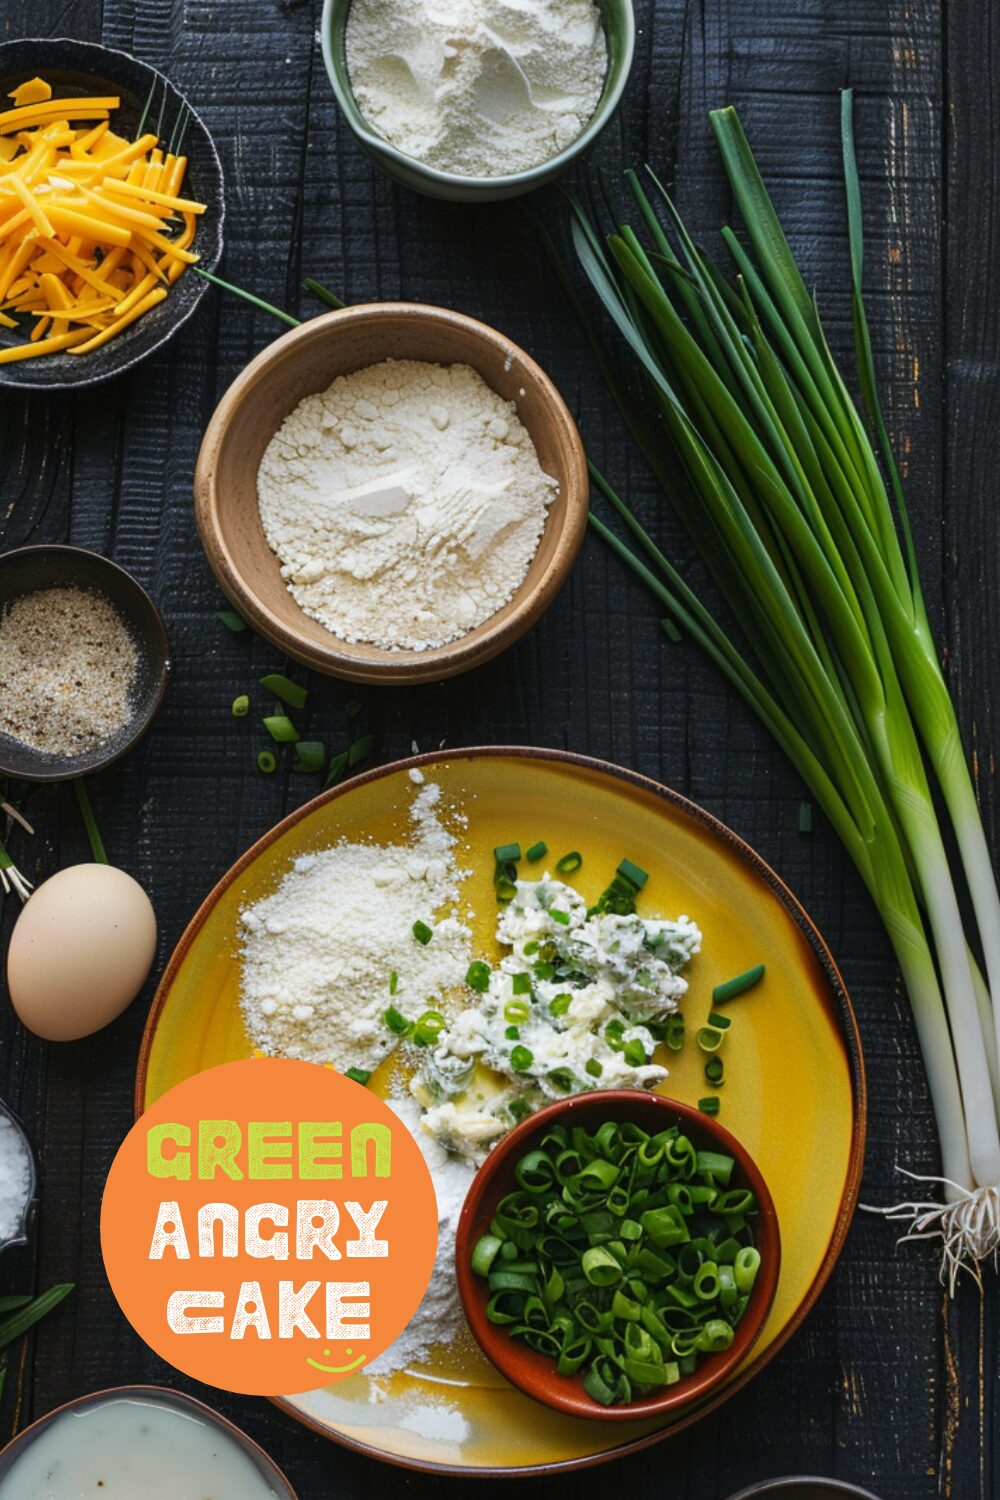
<box><xmin>0</xmin><ymin>1395</ymin><xmax>285</xmax><ymax>1500</ymax></box>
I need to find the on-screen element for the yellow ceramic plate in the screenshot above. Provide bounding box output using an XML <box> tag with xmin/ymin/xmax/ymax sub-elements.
<box><xmin>137</xmin><ymin>749</ymin><xmax>865</xmax><ymax>1476</ymax></box>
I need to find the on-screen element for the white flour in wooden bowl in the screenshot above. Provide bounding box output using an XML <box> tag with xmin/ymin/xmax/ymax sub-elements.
<box><xmin>256</xmin><ymin>359</ymin><xmax>557</xmax><ymax>652</ymax></box>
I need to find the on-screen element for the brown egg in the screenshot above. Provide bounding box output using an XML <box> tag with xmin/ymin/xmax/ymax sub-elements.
<box><xmin>7</xmin><ymin>863</ymin><xmax>157</xmax><ymax>1041</ymax></box>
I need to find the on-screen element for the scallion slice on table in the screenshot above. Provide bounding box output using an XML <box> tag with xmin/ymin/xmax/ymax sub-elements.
<box><xmin>291</xmin><ymin>741</ymin><xmax>326</xmax><ymax>774</ymax></box>
<box><xmin>556</xmin><ymin>91</ymin><xmax>1000</xmax><ymax>1285</ymax></box>
<box><xmin>259</xmin><ymin>673</ymin><xmax>308</xmax><ymax>710</ymax></box>
<box><xmin>263</xmin><ymin>715</ymin><xmax>299</xmax><ymax>744</ymax></box>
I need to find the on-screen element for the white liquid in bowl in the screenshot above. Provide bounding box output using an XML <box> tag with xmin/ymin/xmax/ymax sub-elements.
<box><xmin>0</xmin><ymin>1395</ymin><xmax>286</xmax><ymax>1499</ymax></box>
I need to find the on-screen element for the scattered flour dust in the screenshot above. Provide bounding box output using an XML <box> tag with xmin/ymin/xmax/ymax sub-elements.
<box><xmin>256</xmin><ymin>359</ymin><xmax>557</xmax><ymax>652</ymax></box>
<box><xmin>363</xmin><ymin>1097</ymin><xmax>475</xmax><ymax>1382</ymax></box>
<box><xmin>345</xmin><ymin>0</ymin><xmax>608</xmax><ymax>178</ymax></box>
<box><xmin>238</xmin><ymin>779</ymin><xmax>470</xmax><ymax>1073</ymax></box>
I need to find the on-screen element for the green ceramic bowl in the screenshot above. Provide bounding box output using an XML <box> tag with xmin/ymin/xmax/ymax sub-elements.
<box><xmin>320</xmin><ymin>0</ymin><xmax>635</xmax><ymax>202</ymax></box>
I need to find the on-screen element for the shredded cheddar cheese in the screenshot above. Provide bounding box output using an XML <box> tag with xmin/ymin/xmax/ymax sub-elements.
<box><xmin>0</xmin><ymin>77</ymin><xmax>206</xmax><ymax>365</ymax></box>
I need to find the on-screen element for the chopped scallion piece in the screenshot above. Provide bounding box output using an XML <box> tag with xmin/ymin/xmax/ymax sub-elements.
<box><xmin>698</xmin><ymin>1096</ymin><xmax>721</xmax><ymax>1116</ymax></box>
<box><xmin>555</xmin><ymin>851</ymin><xmax>583</xmax><ymax>875</ymax></box>
<box><xmin>707</xmin><ymin>1011</ymin><xmax>732</xmax><ymax>1030</ymax></box>
<box><xmin>705</xmin><ymin>1057</ymin><xmax>725</xmax><ymax>1086</ymax></box>
<box><xmin>259</xmin><ymin>673</ymin><xmax>308</xmax><ymax>710</ymax></box>
<box><xmin>550</xmin><ymin>908</ymin><xmax>571</xmax><ymax>925</ymax></box>
<box><xmin>696</xmin><ymin>1026</ymin><xmax>725</xmax><ymax>1053</ymax></box>
<box><xmin>622</xmin><ymin>1038</ymin><xmax>648</xmax><ymax>1067</ymax></box>
<box><xmin>389</xmin><ymin>971</ymin><xmax>398</xmax><ymax>995</ymax></box>
<box><xmin>713</xmin><ymin>964</ymin><xmax>765</xmax><ymax>1004</ymax></box>
<box><xmin>799</xmin><ymin>801</ymin><xmax>814</xmax><ymax>834</ymax></box>
<box><xmin>549</xmin><ymin>994</ymin><xmax>572</xmax><ymax>1017</ymax></box>
<box><xmin>231</xmin><ymin>694</ymin><xmax>250</xmax><ymax>718</ymax></box>
<box><xmin>466</xmin><ymin>961</ymin><xmax>491</xmax><ymax>992</ymax></box>
<box><xmin>662</xmin><ymin>616</ymin><xmax>683</xmax><ymax>643</ymax></box>
<box><xmin>384</xmin><ymin>1006</ymin><xmax>408</xmax><ymax>1035</ymax></box>
<box><xmin>345</xmin><ymin>1067</ymin><xmax>371</xmax><ymax>1086</ymax></box>
<box><xmin>617</xmin><ymin>858</ymin><xmax>649</xmax><ymax>889</ymax></box>
<box><xmin>263</xmin><ymin>714</ymin><xmax>299</xmax><ymax>744</ymax></box>
<box><xmin>217</xmin><ymin>609</ymin><xmax>247</xmax><ymax>632</ymax></box>
<box><xmin>292</xmin><ymin>740</ymin><xmax>326</xmax><ymax>774</ymax></box>
<box><xmin>505</xmin><ymin>1025</ymin><xmax>520</xmax><ymax>1040</ymax></box>
<box><xmin>412</xmin><ymin>920</ymin><xmax>433</xmax><ymax>946</ymax></box>
<box><xmin>348</xmin><ymin>733</ymin><xmax>374</xmax><ymax>768</ymax></box>
<box><xmin>325</xmin><ymin>750</ymin><xmax>349</xmax><ymax>788</ymax></box>
<box><xmin>526</xmin><ymin>840</ymin><xmax>548</xmax><ymax>862</ymax></box>
<box><xmin>494</xmin><ymin>842</ymin><xmax>521</xmax><ymax>863</ymax></box>
<box><xmin>585</xmin><ymin>1058</ymin><xmax>603</xmax><ymax>1078</ymax></box>
<box><xmin>512</xmin><ymin>972</ymin><xmax>531</xmax><ymax>995</ymax></box>
<box><xmin>256</xmin><ymin>750</ymin><xmax>277</xmax><ymax>774</ymax></box>
<box><xmin>510</xmin><ymin>1045</ymin><xmax>534</xmax><ymax>1071</ymax></box>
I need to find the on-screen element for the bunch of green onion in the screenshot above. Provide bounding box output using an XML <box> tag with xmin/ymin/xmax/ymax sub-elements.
<box><xmin>549</xmin><ymin>92</ymin><xmax>1000</xmax><ymax>1287</ymax></box>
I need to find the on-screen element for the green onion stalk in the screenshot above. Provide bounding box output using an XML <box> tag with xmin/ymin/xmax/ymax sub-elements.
<box><xmin>0</xmin><ymin>800</ymin><xmax>33</xmax><ymax>902</ymax></box>
<box><xmin>549</xmin><ymin>91</ymin><xmax>1000</xmax><ymax>1288</ymax></box>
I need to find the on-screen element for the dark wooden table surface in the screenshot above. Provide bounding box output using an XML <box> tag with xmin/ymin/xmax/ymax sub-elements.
<box><xmin>1</xmin><ymin>1</ymin><xmax>997</xmax><ymax>1495</ymax></box>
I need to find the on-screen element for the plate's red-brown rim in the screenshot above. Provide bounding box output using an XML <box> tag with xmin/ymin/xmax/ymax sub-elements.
<box><xmin>134</xmin><ymin>746</ymin><xmax>867</xmax><ymax>1479</ymax></box>
<box><xmin>455</xmin><ymin>1090</ymin><xmax>781</xmax><ymax>1420</ymax></box>
<box><xmin>0</xmin><ymin>1384</ymin><xmax>298</xmax><ymax>1496</ymax></box>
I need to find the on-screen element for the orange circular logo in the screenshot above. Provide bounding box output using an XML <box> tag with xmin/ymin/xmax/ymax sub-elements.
<box><xmin>101</xmin><ymin>1059</ymin><xmax>437</xmax><ymax>1396</ymax></box>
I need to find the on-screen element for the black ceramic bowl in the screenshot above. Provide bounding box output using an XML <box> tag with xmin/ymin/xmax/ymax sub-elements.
<box><xmin>0</xmin><ymin>545</ymin><xmax>170</xmax><ymax>781</ymax></box>
<box><xmin>0</xmin><ymin>37</ymin><xmax>224</xmax><ymax>390</ymax></box>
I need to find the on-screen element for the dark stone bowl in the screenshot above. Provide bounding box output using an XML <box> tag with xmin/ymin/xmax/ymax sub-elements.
<box><xmin>0</xmin><ymin>36</ymin><xmax>224</xmax><ymax>390</ymax></box>
<box><xmin>0</xmin><ymin>544</ymin><xmax>170</xmax><ymax>781</ymax></box>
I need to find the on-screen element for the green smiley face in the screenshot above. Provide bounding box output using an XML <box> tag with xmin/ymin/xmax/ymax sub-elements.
<box><xmin>306</xmin><ymin>1346</ymin><xmax>367</xmax><ymax>1375</ymax></box>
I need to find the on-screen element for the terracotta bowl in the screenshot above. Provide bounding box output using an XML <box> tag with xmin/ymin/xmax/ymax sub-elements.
<box><xmin>456</xmin><ymin>1091</ymin><xmax>780</xmax><ymax>1422</ymax></box>
<box><xmin>0</xmin><ymin>1385</ymin><xmax>298</xmax><ymax>1496</ymax></box>
<box><xmin>194</xmin><ymin>303</ymin><xmax>588</xmax><ymax>684</ymax></box>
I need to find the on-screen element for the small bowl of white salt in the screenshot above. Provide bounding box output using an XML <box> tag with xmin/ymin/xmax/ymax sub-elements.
<box><xmin>0</xmin><ymin>1101</ymin><xmax>37</xmax><ymax>1253</ymax></box>
<box><xmin>322</xmin><ymin>0</ymin><xmax>635</xmax><ymax>202</ymax></box>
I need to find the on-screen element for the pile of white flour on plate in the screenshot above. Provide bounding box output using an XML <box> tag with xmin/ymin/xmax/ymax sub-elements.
<box><xmin>363</xmin><ymin>1097</ymin><xmax>475</xmax><ymax>1382</ymax></box>
<box><xmin>345</xmin><ymin>0</ymin><xmax>608</xmax><ymax>178</ymax></box>
<box><xmin>256</xmin><ymin>359</ymin><xmax>558</xmax><ymax>652</ymax></box>
<box><xmin>239</xmin><ymin>779</ymin><xmax>470</xmax><ymax>1073</ymax></box>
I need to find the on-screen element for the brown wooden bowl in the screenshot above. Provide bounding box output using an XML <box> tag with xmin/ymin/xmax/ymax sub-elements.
<box><xmin>456</xmin><ymin>1090</ymin><xmax>780</xmax><ymax>1422</ymax></box>
<box><xmin>194</xmin><ymin>304</ymin><xmax>588</xmax><ymax>684</ymax></box>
